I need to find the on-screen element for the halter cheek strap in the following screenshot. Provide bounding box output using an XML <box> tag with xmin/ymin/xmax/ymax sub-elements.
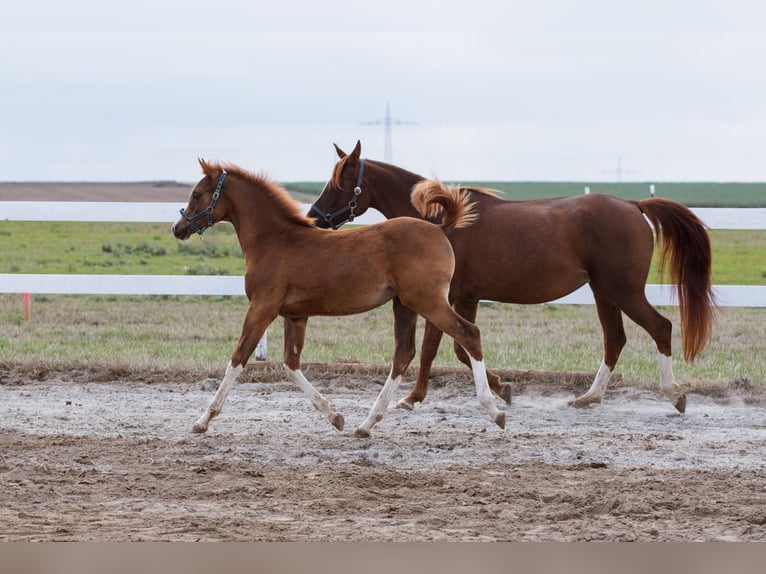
<box><xmin>310</xmin><ymin>159</ymin><xmax>365</xmax><ymax>229</ymax></box>
<box><xmin>179</xmin><ymin>171</ymin><xmax>227</xmax><ymax>236</ymax></box>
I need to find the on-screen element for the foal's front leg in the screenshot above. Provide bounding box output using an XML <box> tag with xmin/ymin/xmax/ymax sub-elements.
<box><xmin>192</xmin><ymin>302</ymin><xmax>276</xmax><ymax>433</ymax></box>
<box><xmin>283</xmin><ymin>316</ymin><xmax>344</xmax><ymax>431</ymax></box>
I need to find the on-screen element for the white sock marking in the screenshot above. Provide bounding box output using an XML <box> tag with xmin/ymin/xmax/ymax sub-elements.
<box><xmin>194</xmin><ymin>360</ymin><xmax>243</xmax><ymax>432</ymax></box>
<box><xmin>468</xmin><ymin>355</ymin><xmax>503</xmax><ymax>423</ymax></box>
<box><xmin>582</xmin><ymin>361</ymin><xmax>612</xmax><ymax>400</ymax></box>
<box><xmin>357</xmin><ymin>367</ymin><xmax>402</xmax><ymax>435</ymax></box>
<box><xmin>284</xmin><ymin>365</ymin><xmax>339</xmax><ymax>425</ymax></box>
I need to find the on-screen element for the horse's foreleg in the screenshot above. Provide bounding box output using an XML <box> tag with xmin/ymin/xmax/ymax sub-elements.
<box><xmin>283</xmin><ymin>316</ymin><xmax>344</xmax><ymax>431</ymax></box>
<box><xmin>357</xmin><ymin>299</ymin><xmax>417</xmax><ymax>437</ymax></box>
<box><xmin>193</xmin><ymin>302</ymin><xmax>276</xmax><ymax>433</ymax></box>
<box><xmin>452</xmin><ymin>300</ymin><xmax>512</xmax><ymax>404</ymax></box>
<box><xmin>397</xmin><ymin>320</ymin><xmax>443</xmax><ymax>410</ymax></box>
<box><xmin>192</xmin><ymin>360</ymin><xmax>242</xmax><ymax>433</ymax></box>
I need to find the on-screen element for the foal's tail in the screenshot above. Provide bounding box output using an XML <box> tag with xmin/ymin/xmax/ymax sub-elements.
<box><xmin>410</xmin><ymin>179</ymin><xmax>478</xmax><ymax>230</ymax></box>
<box><xmin>635</xmin><ymin>198</ymin><xmax>716</xmax><ymax>361</ymax></box>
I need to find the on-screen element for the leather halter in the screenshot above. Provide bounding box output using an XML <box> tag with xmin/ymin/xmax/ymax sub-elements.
<box><xmin>309</xmin><ymin>159</ymin><xmax>365</xmax><ymax>229</ymax></box>
<box><xmin>178</xmin><ymin>171</ymin><xmax>227</xmax><ymax>236</ymax></box>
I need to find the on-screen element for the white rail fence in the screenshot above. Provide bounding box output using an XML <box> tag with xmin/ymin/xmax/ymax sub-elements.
<box><xmin>1</xmin><ymin>202</ymin><xmax>765</xmax><ymax>308</ymax></box>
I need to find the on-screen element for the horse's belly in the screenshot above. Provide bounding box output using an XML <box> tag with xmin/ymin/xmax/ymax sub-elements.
<box><xmin>280</xmin><ymin>285</ymin><xmax>395</xmax><ymax>317</ymax></box>
<box><xmin>455</xmin><ymin>263</ymin><xmax>589</xmax><ymax>305</ymax></box>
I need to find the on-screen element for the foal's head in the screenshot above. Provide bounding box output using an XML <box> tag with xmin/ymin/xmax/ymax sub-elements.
<box><xmin>172</xmin><ymin>159</ymin><xmax>229</xmax><ymax>240</ymax></box>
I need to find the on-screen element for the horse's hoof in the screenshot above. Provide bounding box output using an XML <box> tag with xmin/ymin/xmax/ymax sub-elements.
<box><xmin>396</xmin><ymin>398</ymin><xmax>414</xmax><ymax>411</ymax></box>
<box><xmin>354</xmin><ymin>428</ymin><xmax>370</xmax><ymax>439</ymax></box>
<box><xmin>191</xmin><ymin>423</ymin><xmax>208</xmax><ymax>434</ymax></box>
<box><xmin>674</xmin><ymin>394</ymin><xmax>687</xmax><ymax>414</ymax></box>
<box><xmin>494</xmin><ymin>411</ymin><xmax>506</xmax><ymax>430</ymax></box>
<box><xmin>331</xmin><ymin>413</ymin><xmax>345</xmax><ymax>431</ymax></box>
<box><xmin>570</xmin><ymin>395</ymin><xmax>601</xmax><ymax>409</ymax></box>
<box><xmin>498</xmin><ymin>384</ymin><xmax>513</xmax><ymax>405</ymax></box>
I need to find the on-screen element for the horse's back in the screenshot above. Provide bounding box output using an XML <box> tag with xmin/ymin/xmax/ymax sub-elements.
<box><xmin>446</xmin><ymin>193</ymin><xmax>653</xmax><ymax>302</ymax></box>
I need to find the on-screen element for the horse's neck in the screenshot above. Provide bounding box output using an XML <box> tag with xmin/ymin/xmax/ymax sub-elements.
<box><xmin>371</xmin><ymin>163</ymin><xmax>424</xmax><ymax>219</ymax></box>
<box><xmin>228</xmin><ymin>187</ymin><xmax>296</xmax><ymax>252</ymax></box>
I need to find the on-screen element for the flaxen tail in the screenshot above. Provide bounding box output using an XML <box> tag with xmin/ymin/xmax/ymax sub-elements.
<box><xmin>410</xmin><ymin>179</ymin><xmax>477</xmax><ymax>231</ymax></box>
<box><xmin>635</xmin><ymin>198</ymin><xmax>716</xmax><ymax>361</ymax></box>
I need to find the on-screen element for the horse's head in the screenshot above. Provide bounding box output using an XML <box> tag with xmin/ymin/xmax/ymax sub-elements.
<box><xmin>172</xmin><ymin>159</ymin><xmax>229</xmax><ymax>240</ymax></box>
<box><xmin>308</xmin><ymin>140</ymin><xmax>371</xmax><ymax>229</ymax></box>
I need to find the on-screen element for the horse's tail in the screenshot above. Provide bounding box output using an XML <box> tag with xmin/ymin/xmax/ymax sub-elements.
<box><xmin>410</xmin><ymin>179</ymin><xmax>478</xmax><ymax>230</ymax></box>
<box><xmin>635</xmin><ymin>197</ymin><xmax>716</xmax><ymax>361</ymax></box>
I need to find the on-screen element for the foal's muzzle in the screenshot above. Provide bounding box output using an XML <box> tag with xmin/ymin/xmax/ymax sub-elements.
<box><xmin>177</xmin><ymin>171</ymin><xmax>227</xmax><ymax>236</ymax></box>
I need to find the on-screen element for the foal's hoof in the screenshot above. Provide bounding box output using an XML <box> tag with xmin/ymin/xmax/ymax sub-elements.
<box><xmin>494</xmin><ymin>411</ymin><xmax>506</xmax><ymax>430</ymax></box>
<box><xmin>674</xmin><ymin>394</ymin><xmax>687</xmax><ymax>414</ymax></box>
<box><xmin>498</xmin><ymin>384</ymin><xmax>513</xmax><ymax>405</ymax></box>
<box><xmin>570</xmin><ymin>395</ymin><xmax>601</xmax><ymax>409</ymax></box>
<box><xmin>331</xmin><ymin>413</ymin><xmax>345</xmax><ymax>431</ymax></box>
<box><xmin>191</xmin><ymin>423</ymin><xmax>208</xmax><ymax>434</ymax></box>
<box><xmin>354</xmin><ymin>428</ymin><xmax>370</xmax><ymax>439</ymax></box>
<box><xmin>396</xmin><ymin>398</ymin><xmax>415</xmax><ymax>411</ymax></box>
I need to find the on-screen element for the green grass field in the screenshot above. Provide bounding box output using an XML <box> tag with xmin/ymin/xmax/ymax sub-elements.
<box><xmin>284</xmin><ymin>181</ymin><xmax>766</xmax><ymax>207</ymax></box>
<box><xmin>1</xmin><ymin>221</ymin><xmax>763</xmax><ymax>284</ymax></box>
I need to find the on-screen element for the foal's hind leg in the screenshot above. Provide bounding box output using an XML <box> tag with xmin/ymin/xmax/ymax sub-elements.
<box><xmin>356</xmin><ymin>298</ymin><xmax>418</xmax><ymax>438</ymax></box>
<box><xmin>283</xmin><ymin>316</ymin><xmax>344</xmax><ymax>431</ymax></box>
<box><xmin>450</xmin><ymin>300</ymin><xmax>512</xmax><ymax>404</ymax></box>
<box><xmin>571</xmin><ymin>294</ymin><xmax>626</xmax><ymax>408</ymax></box>
<box><xmin>419</xmin><ymin>304</ymin><xmax>505</xmax><ymax>429</ymax></box>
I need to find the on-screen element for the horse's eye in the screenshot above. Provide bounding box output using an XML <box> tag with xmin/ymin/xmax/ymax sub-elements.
<box><xmin>192</xmin><ymin>192</ymin><xmax>201</xmax><ymax>200</ymax></box>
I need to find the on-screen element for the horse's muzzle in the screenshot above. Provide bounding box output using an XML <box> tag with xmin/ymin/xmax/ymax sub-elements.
<box><xmin>171</xmin><ymin>222</ymin><xmax>191</xmax><ymax>240</ymax></box>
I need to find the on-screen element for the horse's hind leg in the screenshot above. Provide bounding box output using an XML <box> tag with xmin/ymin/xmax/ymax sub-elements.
<box><xmin>571</xmin><ymin>294</ymin><xmax>626</xmax><ymax>408</ymax></box>
<box><xmin>619</xmin><ymin>296</ymin><xmax>685</xmax><ymax>413</ymax></box>
<box><xmin>451</xmin><ymin>300</ymin><xmax>512</xmax><ymax>404</ymax></box>
<box><xmin>421</xmin><ymin>305</ymin><xmax>505</xmax><ymax>429</ymax></box>
<box><xmin>356</xmin><ymin>298</ymin><xmax>418</xmax><ymax>437</ymax></box>
<box><xmin>283</xmin><ymin>316</ymin><xmax>344</xmax><ymax>431</ymax></box>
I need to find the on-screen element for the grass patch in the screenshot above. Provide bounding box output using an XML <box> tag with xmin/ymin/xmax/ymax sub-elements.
<box><xmin>1</xmin><ymin>295</ymin><xmax>763</xmax><ymax>391</ymax></box>
<box><xmin>0</xmin><ymin>221</ymin><xmax>244</xmax><ymax>276</ymax></box>
<box><xmin>1</xmin><ymin>221</ymin><xmax>764</xmax><ymax>284</ymax></box>
<box><xmin>287</xmin><ymin>181</ymin><xmax>766</xmax><ymax>207</ymax></box>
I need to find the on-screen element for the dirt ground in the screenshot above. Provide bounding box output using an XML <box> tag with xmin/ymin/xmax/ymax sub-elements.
<box><xmin>1</xmin><ymin>364</ymin><xmax>765</xmax><ymax>542</ymax></box>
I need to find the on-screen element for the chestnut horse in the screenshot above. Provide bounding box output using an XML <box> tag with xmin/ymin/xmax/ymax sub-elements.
<box><xmin>308</xmin><ymin>141</ymin><xmax>716</xmax><ymax>412</ymax></box>
<box><xmin>172</xmin><ymin>159</ymin><xmax>504</xmax><ymax>438</ymax></box>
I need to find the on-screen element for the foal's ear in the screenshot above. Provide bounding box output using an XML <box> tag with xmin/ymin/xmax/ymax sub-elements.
<box><xmin>333</xmin><ymin>143</ymin><xmax>346</xmax><ymax>159</ymax></box>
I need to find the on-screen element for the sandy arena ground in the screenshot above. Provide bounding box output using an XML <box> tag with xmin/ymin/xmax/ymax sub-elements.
<box><xmin>1</xmin><ymin>365</ymin><xmax>765</xmax><ymax>542</ymax></box>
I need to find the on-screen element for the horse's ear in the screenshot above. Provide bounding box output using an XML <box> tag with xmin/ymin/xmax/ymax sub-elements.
<box><xmin>350</xmin><ymin>140</ymin><xmax>362</xmax><ymax>160</ymax></box>
<box><xmin>333</xmin><ymin>143</ymin><xmax>346</xmax><ymax>159</ymax></box>
<box><xmin>198</xmin><ymin>158</ymin><xmax>209</xmax><ymax>172</ymax></box>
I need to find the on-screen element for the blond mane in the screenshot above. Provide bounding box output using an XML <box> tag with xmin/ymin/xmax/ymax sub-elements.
<box><xmin>200</xmin><ymin>159</ymin><xmax>315</xmax><ymax>227</ymax></box>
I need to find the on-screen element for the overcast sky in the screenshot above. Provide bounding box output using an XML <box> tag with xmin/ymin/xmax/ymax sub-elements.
<box><xmin>1</xmin><ymin>0</ymin><xmax>764</xmax><ymax>183</ymax></box>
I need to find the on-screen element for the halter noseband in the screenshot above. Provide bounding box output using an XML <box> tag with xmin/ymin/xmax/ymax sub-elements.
<box><xmin>310</xmin><ymin>159</ymin><xmax>365</xmax><ymax>229</ymax></box>
<box><xmin>179</xmin><ymin>171</ymin><xmax>227</xmax><ymax>236</ymax></box>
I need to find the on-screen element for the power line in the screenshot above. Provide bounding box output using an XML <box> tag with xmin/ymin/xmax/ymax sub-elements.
<box><xmin>361</xmin><ymin>102</ymin><xmax>416</xmax><ymax>163</ymax></box>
